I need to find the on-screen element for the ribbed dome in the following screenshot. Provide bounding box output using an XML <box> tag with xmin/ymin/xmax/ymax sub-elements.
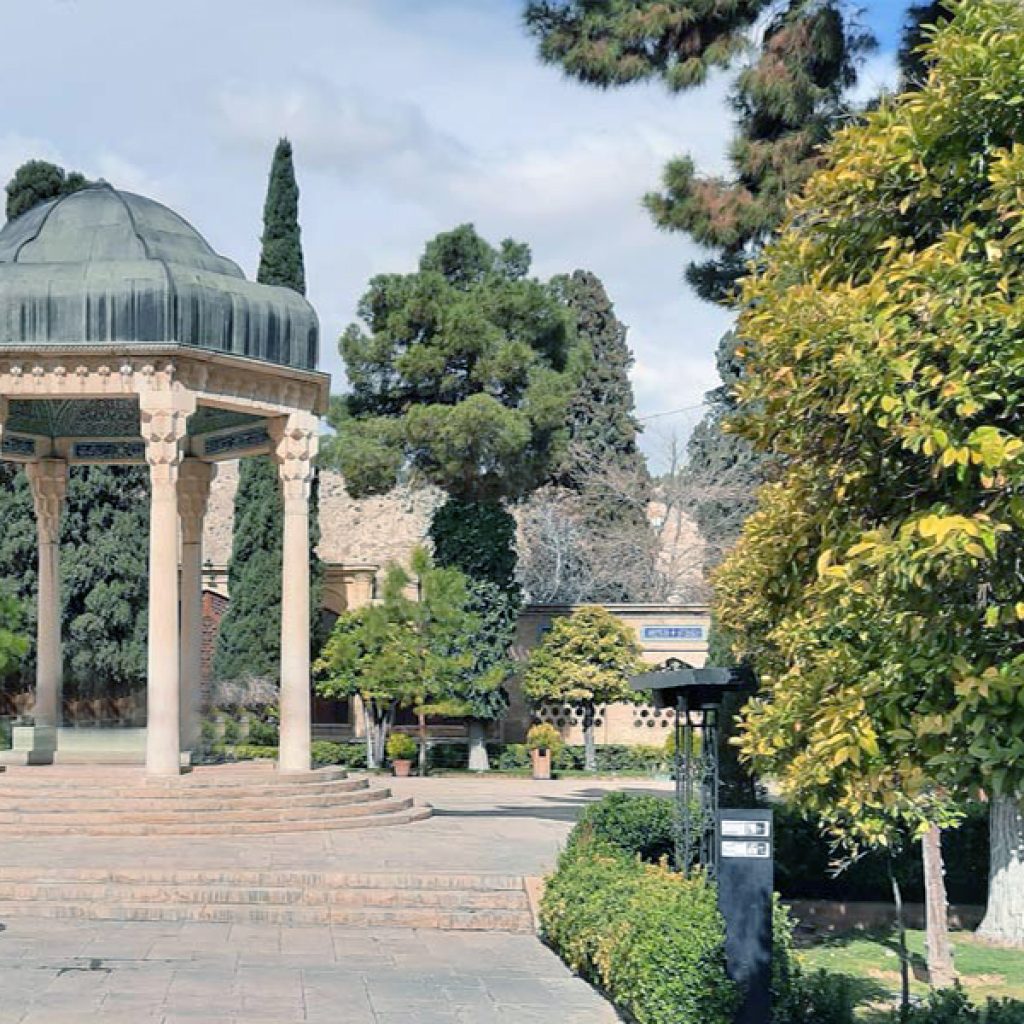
<box><xmin>0</xmin><ymin>184</ymin><xmax>318</xmax><ymax>371</ymax></box>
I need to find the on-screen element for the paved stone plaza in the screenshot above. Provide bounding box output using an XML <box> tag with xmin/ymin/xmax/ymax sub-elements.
<box><xmin>0</xmin><ymin>919</ymin><xmax>619</xmax><ymax>1023</ymax></box>
<box><xmin>0</xmin><ymin>777</ymin><xmax>670</xmax><ymax>1021</ymax></box>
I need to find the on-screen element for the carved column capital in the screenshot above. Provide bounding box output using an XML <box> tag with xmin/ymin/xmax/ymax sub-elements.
<box><xmin>178</xmin><ymin>459</ymin><xmax>215</xmax><ymax>545</ymax></box>
<box><xmin>25</xmin><ymin>459</ymin><xmax>68</xmax><ymax>545</ymax></box>
<box><xmin>139</xmin><ymin>390</ymin><xmax>197</xmax><ymax>489</ymax></box>
<box><xmin>270</xmin><ymin>412</ymin><xmax>319</xmax><ymax>507</ymax></box>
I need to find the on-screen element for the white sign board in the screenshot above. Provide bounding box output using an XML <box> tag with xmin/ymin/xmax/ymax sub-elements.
<box><xmin>721</xmin><ymin>819</ymin><xmax>771</xmax><ymax>839</ymax></box>
<box><xmin>722</xmin><ymin>840</ymin><xmax>771</xmax><ymax>859</ymax></box>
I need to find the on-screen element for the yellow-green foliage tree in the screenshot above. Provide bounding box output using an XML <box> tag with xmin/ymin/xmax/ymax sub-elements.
<box><xmin>523</xmin><ymin>605</ymin><xmax>642</xmax><ymax>771</ymax></box>
<box><xmin>714</xmin><ymin>0</ymin><xmax>1024</xmax><ymax>947</ymax></box>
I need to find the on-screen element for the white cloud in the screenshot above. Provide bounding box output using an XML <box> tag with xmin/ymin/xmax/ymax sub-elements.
<box><xmin>216</xmin><ymin>77</ymin><xmax>467</xmax><ymax>188</ymax></box>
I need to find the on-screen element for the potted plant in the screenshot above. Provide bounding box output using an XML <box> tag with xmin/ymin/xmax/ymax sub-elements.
<box><xmin>386</xmin><ymin>732</ymin><xmax>418</xmax><ymax>777</ymax></box>
<box><xmin>526</xmin><ymin>723</ymin><xmax>562</xmax><ymax>781</ymax></box>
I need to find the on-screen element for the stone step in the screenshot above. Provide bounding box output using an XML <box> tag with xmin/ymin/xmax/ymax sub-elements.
<box><xmin>0</xmin><ymin>805</ymin><xmax>432</xmax><ymax>837</ymax></box>
<box><xmin>0</xmin><ymin>766</ymin><xmax>349</xmax><ymax>789</ymax></box>
<box><xmin>0</xmin><ymin>782</ymin><xmax>383</xmax><ymax>816</ymax></box>
<box><xmin>0</xmin><ymin>899</ymin><xmax>536</xmax><ymax>932</ymax></box>
<box><xmin>0</xmin><ymin>881</ymin><xmax>529</xmax><ymax>911</ymax></box>
<box><xmin>0</xmin><ymin>778</ymin><xmax>372</xmax><ymax>811</ymax></box>
<box><xmin>0</xmin><ymin>790</ymin><xmax>403</xmax><ymax>826</ymax></box>
<box><xmin>0</xmin><ymin>867</ymin><xmax>525</xmax><ymax>890</ymax></box>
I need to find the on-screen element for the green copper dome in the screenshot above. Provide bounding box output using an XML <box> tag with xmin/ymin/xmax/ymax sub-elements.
<box><xmin>0</xmin><ymin>183</ymin><xmax>318</xmax><ymax>370</ymax></box>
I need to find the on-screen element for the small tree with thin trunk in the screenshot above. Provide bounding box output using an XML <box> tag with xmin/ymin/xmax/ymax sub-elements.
<box><xmin>523</xmin><ymin>605</ymin><xmax>642</xmax><ymax>772</ymax></box>
<box><xmin>315</xmin><ymin>549</ymin><xmax>485</xmax><ymax>772</ymax></box>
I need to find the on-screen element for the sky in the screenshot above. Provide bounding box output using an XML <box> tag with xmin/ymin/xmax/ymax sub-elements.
<box><xmin>1</xmin><ymin>0</ymin><xmax>906</xmax><ymax>470</ymax></box>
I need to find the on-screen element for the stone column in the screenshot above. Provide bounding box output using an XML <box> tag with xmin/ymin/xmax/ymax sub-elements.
<box><xmin>178</xmin><ymin>459</ymin><xmax>214</xmax><ymax>757</ymax></box>
<box><xmin>271</xmin><ymin>412</ymin><xmax>318</xmax><ymax>774</ymax></box>
<box><xmin>25</xmin><ymin>459</ymin><xmax>68</xmax><ymax>759</ymax></box>
<box><xmin>140</xmin><ymin>390</ymin><xmax>196</xmax><ymax>776</ymax></box>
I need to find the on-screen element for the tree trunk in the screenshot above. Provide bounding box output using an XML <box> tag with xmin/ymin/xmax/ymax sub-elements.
<box><xmin>467</xmin><ymin>720</ymin><xmax>489</xmax><ymax>772</ymax></box>
<box><xmin>978</xmin><ymin>794</ymin><xmax>1024</xmax><ymax>946</ymax></box>
<box><xmin>922</xmin><ymin>825</ymin><xmax>956</xmax><ymax>987</ymax></box>
<box><xmin>582</xmin><ymin>703</ymin><xmax>597</xmax><ymax>773</ymax></box>
<box><xmin>364</xmin><ymin>705</ymin><xmax>377</xmax><ymax>769</ymax></box>
<box><xmin>417</xmin><ymin>711</ymin><xmax>428</xmax><ymax>776</ymax></box>
<box><xmin>890</xmin><ymin>860</ymin><xmax>911</xmax><ymax>1013</ymax></box>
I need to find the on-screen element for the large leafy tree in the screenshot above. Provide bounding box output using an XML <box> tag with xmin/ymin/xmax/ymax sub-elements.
<box><xmin>5</xmin><ymin>160</ymin><xmax>89</xmax><ymax>221</ymax></box>
<box><xmin>315</xmin><ymin>548</ymin><xmax>491</xmax><ymax>771</ymax></box>
<box><xmin>714</xmin><ymin>0</ymin><xmax>1024</xmax><ymax>946</ymax></box>
<box><xmin>326</xmin><ymin>224</ymin><xmax>576</xmax><ymax>759</ymax></box>
<box><xmin>523</xmin><ymin>605</ymin><xmax>643</xmax><ymax>771</ymax></box>
<box><xmin>214</xmin><ymin>138</ymin><xmax>322</xmax><ymax>684</ymax></box>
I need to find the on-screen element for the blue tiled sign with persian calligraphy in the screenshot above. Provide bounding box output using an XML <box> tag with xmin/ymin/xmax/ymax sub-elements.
<box><xmin>641</xmin><ymin>625</ymin><xmax>705</xmax><ymax>641</ymax></box>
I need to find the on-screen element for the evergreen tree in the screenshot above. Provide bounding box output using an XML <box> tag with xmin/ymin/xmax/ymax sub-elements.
<box><xmin>553</xmin><ymin>270</ymin><xmax>647</xmax><ymax>499</ymax></box>
<box><xmin>0</xmin><ymin>462</ymin><xmax>149</xmax><ymax>700</ymax></box>
<box><xmin>326</xmin><ymin>224</ymin><xmax>576</xmax><ymax>764</ymax></box>
<box><xmin>214</xmin><ymin>138</ymin><xmax>322</xmax><ymax>684</ymax></box>
<box><xmin>5</xmin><ymin>160</ymin><xmax>89</xmax><ymax>221</ymax></box>
<box><xmin>898</xmin><ymin>2</ymin><xmax>951</xmax><ymax>90</ymax></box>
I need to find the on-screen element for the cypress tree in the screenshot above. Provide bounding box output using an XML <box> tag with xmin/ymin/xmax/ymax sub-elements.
<box><xmin>554</xmin><ymin>269</ymin><xmax>648</xmax><ymax>505</ymax></box>
<box><xmin>214</xmin><ymin>138</ymin><xmax>321</xmax><ymax>684</ymax></box>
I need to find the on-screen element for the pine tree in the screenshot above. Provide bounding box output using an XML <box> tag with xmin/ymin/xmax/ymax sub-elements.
<box><xmin>5</xmin><ymin>160</ymin><xmax>89</xmax><ymax>221</ymax></box>
<box><xmin>214</xmin><ymin>138</ymin><xmax>321</xmax><ymax>684</ymax></box>
<box><xmin>327</xmin><ymin>224</ymin><xmax>576</xmax><ymax>765</ymax></box>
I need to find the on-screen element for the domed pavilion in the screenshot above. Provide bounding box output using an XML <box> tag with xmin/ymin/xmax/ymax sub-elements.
<box><xmin>0</xmin><ymin>183</ymin><xmax>328</xmax><ymax>776</ymax></box>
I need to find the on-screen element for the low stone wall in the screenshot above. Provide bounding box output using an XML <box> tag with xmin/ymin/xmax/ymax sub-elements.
<box><xmin>786</xmin><ymin>899</ymin><xmax>985</xmax><ymax>935</ymax></box>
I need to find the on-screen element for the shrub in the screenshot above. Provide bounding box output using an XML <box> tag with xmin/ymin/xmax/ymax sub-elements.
<box><xmin>773</xmin><ymin>803</ymin><xmax>989</xmax><ymax>903</ymax></box>
<box><xmin>571</xmin><ymin>791</ymin><xmax>676</xmax><ymax>863</ymax></box>
<box><xmin>310</xmin><ymin>740</ymin><xmax>367</xmax><ymax>769</ymax></box>
<box><xmin>497</xmin><ymin>743</ymin><xmax>530</xmax><ymax>770</ymax></box>
<box><xmin>231</xmin><ymin>744</ymin><xmax>278</xmax><ymax>761</ymax></box>
<box><xmin>879</xmin><ymin>988</ymin><xmax>1024</xmax><ymax>1024</ymax></box>
<box><xmin>386</xmin><ymin>732</ymin><xmax>417</xmax><ymax>762</ymax></box>
<box><xmin>541</xmin><ymin>836</ymin><xmax>737</xmax><ymax>1024</ymax></box>
<box><xmin>221</xmin><ymin>716</ymin><xmax>241</xmax><ymax>744</ymax></box>
<box><xmin>527</xmin><ymin>723</ymin><xmax>563</xmax><ymax>754</ymax></box>
<box><xmin>247</xmin><ymin>717</ymin><xmax>279</xmax><ymax>746</ymax></box>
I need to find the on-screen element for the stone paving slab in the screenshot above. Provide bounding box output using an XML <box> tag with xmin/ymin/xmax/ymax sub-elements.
<box><xmin>0</xmin><ymin>918</ymin><xmax>621</xmax><ymax>1022</ymax></box>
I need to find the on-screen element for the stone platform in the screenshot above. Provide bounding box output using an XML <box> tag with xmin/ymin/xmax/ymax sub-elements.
<box><xmin>0</xmin><ymin>763</ymin><xmax>431</xmax><ymax>837</ymax></box>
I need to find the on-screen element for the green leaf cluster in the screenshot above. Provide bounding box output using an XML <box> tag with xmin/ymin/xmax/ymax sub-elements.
<box><xmin>0</xmin><ymin>587</ymin><xmax>28</xmax><ymax>680</ymax></box>
<box><xmin>5</xmin><ymin>160</ymin><xmax>89</xmax><ymax>221</ymax></box>
<box><xmin>328</xmin><ymin>224</ymin><xmax>575</xmax><ymax>503</ymax></box>
<box><xmin>0</xmin><ymin>463</ymin><xmax>149</xmax><ymax>699</ymax></box>
<box><xmin>523</xmin><ymin>604</ymin><xmax>642</xmax><ymax>708</ymax></box>
<box><xmin>315</xmin><ymin>547</ymin><xmax>499</xmax><ymax>722</ymax></box>
<box><xmin>715</xmin><ymin>0</ymin><xmax>1024</xmax><ymax>847</ymax></box>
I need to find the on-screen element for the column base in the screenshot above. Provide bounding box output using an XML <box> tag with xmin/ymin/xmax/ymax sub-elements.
<box><xmin>0</xmin><ymin>726</ymin><xmax>58</xmax><ymax>765</ymax></box>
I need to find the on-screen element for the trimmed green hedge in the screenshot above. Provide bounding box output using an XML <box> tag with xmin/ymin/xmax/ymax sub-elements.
<box><xmin>570</xmin><ymin>791</ymin><xmax>676</xmax><ymax>863</ymax></box>
<box><xmin>541</xmin><ymin>837</ymin><xmax>737</xmax><ymax>1024</ymax></box>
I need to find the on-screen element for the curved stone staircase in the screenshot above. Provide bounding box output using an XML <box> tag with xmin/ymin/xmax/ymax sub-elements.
<box><xmin>0</xmin><ymin>763</ymin><xmax>431</xmax><ymax>837</ymax></box>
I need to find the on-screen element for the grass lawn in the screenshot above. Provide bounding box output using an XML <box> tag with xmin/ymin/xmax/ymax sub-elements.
<box><xmin>798</xmin><ymin>927</ymin><xmax>1024</xmax><ymax>1018</ymax></box>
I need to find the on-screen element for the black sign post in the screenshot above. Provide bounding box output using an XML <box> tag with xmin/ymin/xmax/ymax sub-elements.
<box><xmin>717</xmin><ymin>808</ymin><xmax>774</xmax><ymax>1024</ymax></box>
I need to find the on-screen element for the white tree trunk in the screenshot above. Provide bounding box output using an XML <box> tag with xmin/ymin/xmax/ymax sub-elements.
<box><xmin>922</xmin><ymin>825</ymin><xmax>956</xmax><ymax>987</ymax></box>
<box><xmin>467</xmin><ymin>720</ymin><xmax>489</xmax><ymax>772</ymax></box>
<box><xmin>364</xmin><ymin>705</ymin><xmax>377</xmax><ymax>770</ymax></box>
<box><xmin>582</xmin><ymin>703</ymin><xmax>597</xmax><ymax>773</ymax></box>
<box><xmin>978</xmin><ymin>794</ymin><xmax>1024</xmax><ymax>946</ymax></box>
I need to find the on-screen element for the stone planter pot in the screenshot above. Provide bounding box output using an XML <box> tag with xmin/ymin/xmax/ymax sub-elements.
<box><xmin>531</xmin><ymin>748</ymin><xmax>551</xmax><ymax>781</ymax></box>
<box><xmin>392</xmin><ymin>759</ymin><xmax>412</xmax><ymax>778</ymax></box>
